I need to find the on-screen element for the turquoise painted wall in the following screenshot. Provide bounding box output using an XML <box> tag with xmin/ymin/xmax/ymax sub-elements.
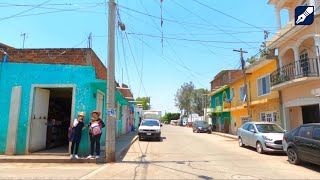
<box><xmin>210</xmin><ymin>87</ymin><xmax>231</xmax><ymax>125</ymax></box>
<box><xmin>0</xmin><ymin>62</ymin><xmax>106</xmax><ymax>155</ymax></box>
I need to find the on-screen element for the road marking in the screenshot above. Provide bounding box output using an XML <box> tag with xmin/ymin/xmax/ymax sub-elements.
<box><xmin>79</xmin><ymin>164</ymin><xmax>110</xmax><ymax>180</ymax></box>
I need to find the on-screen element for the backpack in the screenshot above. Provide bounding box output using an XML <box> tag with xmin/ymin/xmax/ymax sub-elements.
<box><xmin>90</xmin><ymin>122</ymin><xmax>102</xmax><ymax>136</ymax></box>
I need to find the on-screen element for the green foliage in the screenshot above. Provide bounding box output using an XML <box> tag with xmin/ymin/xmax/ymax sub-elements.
<box><xmin>161</xmin><ymin>113</ymin><xmax>181</xmax><ymax>123</ymax></box>
<box><xmin>174</xmin><ymin>82</ymin><xmax>210</xmax><ymax>116</ymax></box>
<box><xmin>136</xmin><ymin>97</ymin><xmax>150</xmax><ymax>110</ymax></box>
<box><xmin>246</xmin><ymin>56</ymin><xmax>258</xmax><ymax>64</ymax></box>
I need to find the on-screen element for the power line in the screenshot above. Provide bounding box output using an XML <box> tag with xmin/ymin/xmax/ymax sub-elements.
<box><xmin>123</xmin><ymin>31</ymin><xmax>148</xmax><ymax>97</ymax></box>
<box><xmin>0</xmin><ymin>0</ymin><xmax>51</xmax><ymax>22</ymax></box>
<box><xmin>171</xmin><ymin>0</ymin><xmax>257</xmax><ymax>49</ymax></box>
<box><xmin>126</xmin><ymin>32</ymin><xmax>262</xmax><ymax>44</ymax></box>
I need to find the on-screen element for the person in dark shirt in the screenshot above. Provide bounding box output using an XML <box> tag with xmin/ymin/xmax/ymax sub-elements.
<box><xmin>87</xmin><ymin>110</ymin><xmax>105</xmax><ymax>159</ymax></box>
<box><xmin>69</xmin><ymin>112</ymin><xmax>85</xmax><ymax>159</ymax></box>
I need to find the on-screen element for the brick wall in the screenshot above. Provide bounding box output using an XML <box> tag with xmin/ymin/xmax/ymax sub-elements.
<box><xmin>251</xmin><ymin>98</ymin><xmax>281</xmax><ymax>127</ymax></box>
<box><xmin>210</xmin><ymin>70</ymin><xmax>243</xmax><ymax>91</ymax></box>
<box><xmin>0</xmin><ymin>45</ymin><xmax>107</xmax><ymax>80</ymax></box>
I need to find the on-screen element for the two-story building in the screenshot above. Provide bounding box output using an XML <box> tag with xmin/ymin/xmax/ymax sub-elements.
<box><xmin>229</xmin><ymin>56</ymin><xmax>281</xmax><ymax>134</ymax></box>
<box><xmin>209</xmin><ymin>70</ymin><xmax>242</xmax><ymax>134</ymax></box>
<box><xmin>267</xmin><ymin>0</ymin><xmax>320</xmax><ymax>130</ymax></box>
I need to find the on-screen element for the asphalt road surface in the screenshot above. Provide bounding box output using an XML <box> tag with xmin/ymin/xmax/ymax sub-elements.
<box><xmin>1</xmin><ymin>125</ymin><xmax>320</xmax><ymax>179</ymax></box>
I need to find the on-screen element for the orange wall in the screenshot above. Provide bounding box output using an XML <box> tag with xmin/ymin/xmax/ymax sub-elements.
<box><xmin>247</xmin><ymin>60</ymin><xmax>279</xmax><ymax>102</ymax></box>
<box><xmin>289</xmin><ymin>106</ymin><xmax>303</xmax><ymax>129</ymax></box>
<box><xmin>281</xmin><ymin>80</ymin><xmax>320</xmax><ymax>103</ymax></box>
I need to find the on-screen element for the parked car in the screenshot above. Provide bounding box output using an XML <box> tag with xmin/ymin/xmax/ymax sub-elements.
<box><xmin>192</xmin><ymin>121</ymin><xmax>212</xmax><ymax>133</ymax></box>
<box><xmin>237</xmin><ymin>122</ymin><xmax>285</xmax><ymax>154</ymax></box>
<box><xmin>138</xmin><ymin>119</ymin><xmax>162</xmax><ymax>141</ymax></box>
<box><xmin>283</xmin><ymin>123</ymin><xmax>320</xmax><ymax>166</ymax></box>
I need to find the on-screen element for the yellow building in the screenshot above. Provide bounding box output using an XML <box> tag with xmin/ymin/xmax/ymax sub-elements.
<box><xmin>229</xmin><ymin>56</ymin><xmax>281</xmax><ymax>133</ymax></box>
<box><xmin>267</xmin><ymin>0</ymin><xmax>320</xmax><ymax>130</ymax></box>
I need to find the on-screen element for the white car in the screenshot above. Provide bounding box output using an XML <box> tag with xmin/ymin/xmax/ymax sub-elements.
<box><xmin>138</xmin><ymin>119</ymin><xmax>162</xmax><ymax>141</ymax></box>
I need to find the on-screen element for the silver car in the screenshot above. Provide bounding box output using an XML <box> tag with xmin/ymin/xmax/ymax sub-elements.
<box><xmin>237</xmin><ymin>122</ymin><xmax>285</xmax><ymax>154</ymax></box>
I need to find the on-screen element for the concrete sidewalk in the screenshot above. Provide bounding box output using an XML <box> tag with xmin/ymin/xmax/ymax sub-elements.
<box><xmin>0</xmin><ymin>131</ymin><xmax>138</xmax><ymax>164</ymax></box>
<box><xmin>211</xmin><ymin>131</ymin><xmax>238</xmax><ymax>140</ymax></box>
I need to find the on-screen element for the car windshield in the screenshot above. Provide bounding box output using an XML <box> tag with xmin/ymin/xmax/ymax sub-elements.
<box><xmin>197</xmin><ymin>121</ymin><xmax>208</xmax><ymax>126</ymax></box>
<box><xmin>256</xmin><ymin>124</ymin><xmax>284</xmax><ymax>133</ymax></box>
<box><xmin>141</xmin><ymin>120</ymin><xmax>159</xmax><ymax>126</ymax></box>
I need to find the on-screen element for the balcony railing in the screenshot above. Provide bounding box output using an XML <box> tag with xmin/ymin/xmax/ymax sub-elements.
<box><xmin>270</xmin><ymin>58</ymin><xmax>319</xmax><ymax>86</ymax></box>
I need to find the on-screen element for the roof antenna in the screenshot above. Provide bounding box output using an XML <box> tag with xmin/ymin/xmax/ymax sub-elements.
<box><xmin>21</xmin><ymin>33</ymin><xmax>28</xmax><ymax>49</ymax></box>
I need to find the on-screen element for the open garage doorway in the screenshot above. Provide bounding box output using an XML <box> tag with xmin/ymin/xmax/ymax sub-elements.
<box><xmin>28</xmin><ymin>86</ymin><xmax>75</xmax><ymax>154</ymax></box>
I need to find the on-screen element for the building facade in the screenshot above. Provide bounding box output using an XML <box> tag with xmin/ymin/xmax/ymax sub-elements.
<box><xmin>0</xmin><ymin>44</ymin><xmax>135</xmax><ymax>155</ymax></box>
<box><xmin>209</xmin><ymin>85</ymin><xmax>231</xmax><ymax>133</ymax></box>
<box><xmin>267</xmin><ymin>0</ymin><xmax>320</xmax><ymax>130</ymax></box>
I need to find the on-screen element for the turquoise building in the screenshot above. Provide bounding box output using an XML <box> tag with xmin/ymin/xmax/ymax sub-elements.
<box><xmin>0</xmin><ymin>46</ymin><xmax>136</xmax><ymax>155</ymax></box>
<box><xmin>209</xmin><ymin>85</ymin><xmax>231</xmax><ymax>133</ymax></box>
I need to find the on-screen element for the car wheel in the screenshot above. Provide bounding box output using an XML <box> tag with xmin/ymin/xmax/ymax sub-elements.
<box><xmin>158</xmin><ymin>137</ymin><xmax>161</xmax><ymax>141</ymax></box>
<box><xmin>256</xmin><ymin>142</ymin><xmax>264</xmax><ymax>154</ymax></box>
<box><xmin>238</xmin><ymin>137</ymin><xmax>245</xmax><ymax>147</ymax></box>
<box><xmin>208</xmin><ymin>131</ymin><xmax>212</xmax><ymax>134</ymax></box>
<box><xmin>139</xmin><ymin>136</ymin><xmax>142</xmax><ymax>141</ymax></box>
<box><xmin>287</xmin><ymin>148</ymin><xmax>300</xmax><ymax>165</ymax></box>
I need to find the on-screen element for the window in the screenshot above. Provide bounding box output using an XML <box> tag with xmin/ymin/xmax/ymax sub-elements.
<box><xmin>300</xmin><ymin>49</ymin><xmax>308</xmax><ymax>60</ymax></box>
<box><xmin>231</xmin><ymin>88</ymin><xmax>235</xmax><ymax>98</ymax></box>
<box><xmin>273</xmin><ymin>112</ymin><xmax>277</xmax><ymax>122</ymax></box>
<box><xmin>239</xmin><ymin>86</ymin><xmax>246</xmax><ymax>102</ymax></box>
<box><xmin>248</xmin><ymin>124</ymin><xmax>255</xmax><ymax>132</ymax></box>
<box><xmin>313</xmin><ymin>127</ymin><xmax>320</xmax><ymax>141</ymax></box>
<box><xmin>242</xmin><ymin>123</ymin><xmax>249</xmax><ymax>130</ymax></box>
<box><xmin>215</xmin><ymin>97</ymin><xmax>220</xmax><ymax>106</ymax></box>
<box><xmin>241</xmin><ymin>117</ymin><xmax>249</xmax><ymax>125</ymax></box>
<box><xmin>260</xmin><ymin>112</ymin><xmax>277</xmax><ymax>123</ymax></box>
<box><xmin>298</xmin><ymin>126</ymin><xmax>313</xmax><ymax>138</ymax></box>
<box><xmin>257</xmin><ymin>75</ymin><xmax>270</xmax><ymax>96</ymax></box>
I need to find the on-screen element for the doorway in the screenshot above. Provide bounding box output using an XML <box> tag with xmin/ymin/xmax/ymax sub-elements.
<box><xmin>302</xmin><ymin>104</ymin><xmax>320</xmax><ymax>124</ymax></box>
<box><xmin>224</xmin><ymin>117</ymin><xmax>229</xmax><ymax>133</ymax></box>
<box><xmin>29</xmin><ymin>87</ymin><xmax>74</xmax><ymax>154</ymax></box>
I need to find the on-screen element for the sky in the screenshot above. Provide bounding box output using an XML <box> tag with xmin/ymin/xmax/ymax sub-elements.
<box><xmin>0</xmin><ymin>0</ymin><xmax>289</xmax><ymax>113</ymax></box>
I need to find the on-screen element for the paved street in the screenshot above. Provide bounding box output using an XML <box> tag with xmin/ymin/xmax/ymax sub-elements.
<box><xmin>1</xmin><ymin>125</ymin><xmax>320</xmax><ymax>179</ymax></box>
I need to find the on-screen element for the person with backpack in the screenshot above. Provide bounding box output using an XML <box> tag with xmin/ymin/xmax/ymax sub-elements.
<box><xmin>69</xmin><ymin>112</ymin><xmax>85</xmax><ymax>159</ymax></box>
<box><xmin>87</xmin><ymin>110</ymin><xmax>105</xmax><ymax>159</ymax></box>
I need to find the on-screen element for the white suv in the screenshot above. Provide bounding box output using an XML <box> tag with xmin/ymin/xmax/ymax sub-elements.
<box><xmin>138</xmin><ymin>119</ymin><xmax>162</xmax><ymax>141</ymax></box>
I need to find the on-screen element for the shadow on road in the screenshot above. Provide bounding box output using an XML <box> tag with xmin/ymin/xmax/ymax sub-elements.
<box><xmin>242</xmin><ymin>146</ymin><xmax>287</xmax><ymax>156</ymax></box>
<box><xmin>287</xmin><ymin>161</ymin><xmax>320</xmax><ymax>172</ymax></box>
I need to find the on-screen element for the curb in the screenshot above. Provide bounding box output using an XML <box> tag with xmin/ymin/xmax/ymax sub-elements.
<box><xmin>212</xmin><ymin>132</ymin><xmax>238</xmax><ymax>140</ymax></box>
<box><xmin>0</xmin><ymin>136</ymin><xmax>138</xmax><ymax>164</ymax></box>
<box><xmin>116</xmin><ymin>135</ymin><xmax>138</xmax><ymax>162</ymax></box>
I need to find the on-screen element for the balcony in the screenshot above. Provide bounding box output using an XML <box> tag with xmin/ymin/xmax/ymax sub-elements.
<box><xmin>270</xmin><ymin>58</ymin><xmax>320</xmax><ymax>90</ymax></box>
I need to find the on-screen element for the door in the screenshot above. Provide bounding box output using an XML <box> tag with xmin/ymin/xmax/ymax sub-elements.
<box><xmin>302</xmin><ymin>105</ymin><xmax>320</xmax><ymax>124</ymax></box>
<box><xmin>241</xmin><ymin>123</ymin><xmax>251</xmax><ymax>146</ymax></box>
<box><xmin>96</xmin><ymin>92</ymin><xmax>104</xmax><ymax>119</ymax></box>
<box><xmin>247</xmin><ymin>124</ymin><xmax>256</xmax><ymax>147</ymax></box>
<box><xmin>224</xmin><ymin>118</ymin><xmax>229</xmax><ymax>133</ymax></box>
<box><xmin>295</xmin><ymin>125</ymin><xmax>314</xmax><ymax>161</ymax></box>
<box><xmin>311</xmin><ymin>126</ymin><xmax>320</xmax><ymax>165</ymax></box>
<box><xmin>30</xmin><ymin>88</ymin><xmax>50</xmax><ymax>152</ymax></box>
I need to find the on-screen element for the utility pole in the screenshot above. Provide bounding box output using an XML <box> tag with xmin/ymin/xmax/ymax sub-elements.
<box><xmin>106</xmin><ymin>0</ymin><xmax>116</xmax><ymax>162</ymax></box>
<box><xmin>233</xmin><ymin>48</ymin><xmax>251</xmax><ymax>120</ymax></box>
<box><xmin>21</xmin><ymin>33</ymin><xmax>27</xmax><ymax>49</ymax></box>
<box><xmin>88</xmin><ymin>32</ymin><xmax>92</xmax><ymax>49</ymax></box>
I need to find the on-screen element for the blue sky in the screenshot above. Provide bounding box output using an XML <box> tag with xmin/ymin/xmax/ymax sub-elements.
<box><xmin>0</xmin><ymin>0</ymin><xmax>288</xmax><ymax>113</ymax></box>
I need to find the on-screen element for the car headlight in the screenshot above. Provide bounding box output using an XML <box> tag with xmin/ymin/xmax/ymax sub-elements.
<box><xmin>156</xmin><ymin>129</ymin><xmax>160</xmax><ymax>133</ymax></box>
<box><xmin>139</xmin><ymin>129</ymin><xmax>143</xmax><ymax>132</ymax></box>
<box><xmin>262</xmin><ymin>135</ymin><xmax>273</xmax><ymax>141</ymax></box>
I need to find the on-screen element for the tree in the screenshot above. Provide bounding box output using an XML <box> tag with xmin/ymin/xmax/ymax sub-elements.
<box><xmin>175</xmin><ymin>82</ymin><xmax>210</xmax><ymax>116</ymax></box>
<box><xmin>246</xmin><ymin>56</ymin><xmax>258</xmax><ymax>65</ymax></box>
<box><xmin>161</xmin><ymin>113</ymin><xmax>180</xmax><ymax>123</ymax></box>
<box><xmin>192</xmin><ymin>88</ymin><xmax>210</xmax><ymax>116</ymax></box>
<box><xmin>175</xmin><ymin>82</ymin><xmax>195</xmax><ymax>116</ymax></box>
<box><xmin>136</xmin><ymin>97</ymin><xmax>150</xmax><ymax>110</ymax></box>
